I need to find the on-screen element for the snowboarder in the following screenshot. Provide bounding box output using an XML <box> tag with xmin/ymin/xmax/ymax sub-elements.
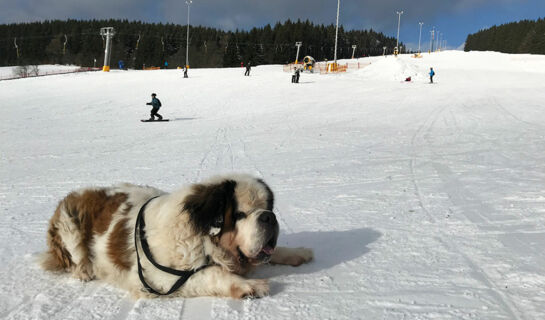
<box><xmin>183</xmin><ymin>65</ymin><xmax>188</xmax><ymax>78</ymax></box>
<box><xmin>245</xmin><ymin>62</ymin><xmax>251</xmax><ymax>76</ymax></box>
<box><xmin>429</xmin><ymin>67</ymin><xmax>435</xmax><ymax>83</ymax></box>
<box><xmin>146</xmin><ymin>93</ymin><xmax>163</xmax><ymax>121</ymax></box>
<box><xmin>292</xmin><ymin>67</ymin><xmax>301</xmax><ymax>83</ymax></box>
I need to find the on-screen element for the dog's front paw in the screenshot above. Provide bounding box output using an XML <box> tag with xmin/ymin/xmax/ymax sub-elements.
<box><xmin>287</xmin><ymin>247</ymin><xmax>313</xmax><ymax>266</ymax></box>
<box><xmin>74</xmin><ymin>263</ymin><xmax>95</xmax><ymax>282</ymax></box>
<box><xmin>271</xmin><ymin>247</ymin><xmax>314</xmax><ymax>266</ymax></box>
<box><xmin>230</xmin><ymin>279</ymin><xmax>269</xmax><ymax>299</ymax></box>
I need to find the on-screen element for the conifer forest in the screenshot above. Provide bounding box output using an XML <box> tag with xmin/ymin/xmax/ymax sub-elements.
<box><xmin>0</xmin><ymin>19</ymin><xmax>400</xmax><ymax>68</ymax></box>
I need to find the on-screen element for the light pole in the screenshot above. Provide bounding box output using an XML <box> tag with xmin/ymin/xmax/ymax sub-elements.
<box><xmin>430</xmin><ymin>27</ymin><xmax>435</xmax><ymax>52</ymax></box>
<box><xmin>395</xmin><ymin>10</ymin><xmax>403</xmax><ymax>55</ymax></box>
<box><xmin>418</xmin><ymin>22</ymin><xmax>424</xmax><ymax>53</ymax></box>
<box><xmin>295</xmin><ymin>41</ymin><xmax>302</xmax><ymax>64</ymax></box>
<box><xmin>185</xmin><ymin>0</ymin><xmax>192</xmax><ymax>70</ymax></box>
<box><xmin>334</xmin><ymin>0</ymin><xmax>341</xmax><ymax>65</ymax></box>
<box><xmin>351</xmin><ymin>45</ymin><xmax>357</xmax><ymax>59</ymax></box>
<box><xmin>100</xmin><ymin>27</ymin><xmax>115</xmax><ymax>72</ymax></box>
<box><xmin>383</xmin><ymin>46</ymin><xmax>387</xmax><ymax>56</ymax></box>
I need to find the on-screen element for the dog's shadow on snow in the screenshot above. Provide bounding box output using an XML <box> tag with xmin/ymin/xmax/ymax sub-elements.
<box><xmin>253</xmin><ymin>228</ymin><xmax>381</xmax><ymax>280</ymax></box>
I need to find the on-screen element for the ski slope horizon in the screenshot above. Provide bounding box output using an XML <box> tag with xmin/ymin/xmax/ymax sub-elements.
<box><xmin>2</xmin><ymin>51</ymin><xmax>545</xmax><ymax>319</ymax></box>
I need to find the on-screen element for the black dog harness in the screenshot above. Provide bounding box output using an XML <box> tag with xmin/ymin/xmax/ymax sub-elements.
<box><xmin>134</xmin><ymin>196</ymin><xmax>209</xmax><ymax>295</ymax></box>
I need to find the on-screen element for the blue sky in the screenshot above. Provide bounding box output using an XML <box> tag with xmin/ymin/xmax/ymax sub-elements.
<box><xmin>0</xmin><ymin>0</ymin><xmax>543</xmax><ymax>50</ymax></box>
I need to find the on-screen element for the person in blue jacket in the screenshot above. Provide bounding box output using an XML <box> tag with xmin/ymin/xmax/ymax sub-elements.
<box><xmin>146</xmin><ymin>93</ymin><xmax>163</xmax><ymax>120</ymax></box>
<box><xmin>429</xmin><ymin>67</ymin><xmax>435</xmax><ymax>83</ymax></box>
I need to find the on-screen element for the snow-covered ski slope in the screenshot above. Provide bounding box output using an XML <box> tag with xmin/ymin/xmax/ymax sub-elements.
<box><xmin>1</xmin><ymin>51</ymin><xmax>545</xmax><ymax>319</ymax></box>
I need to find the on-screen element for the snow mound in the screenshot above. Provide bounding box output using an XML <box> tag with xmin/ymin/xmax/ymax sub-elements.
<box><xmin>360</xmin><ymin>55</ymin><xmax>428</xmax><ymax>81</ymax></box>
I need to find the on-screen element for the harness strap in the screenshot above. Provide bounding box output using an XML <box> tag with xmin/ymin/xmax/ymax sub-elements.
<box><xmin>134</xmin><ymin>196</ymin><xmax>209</xmax><ymax>295</ymax></box>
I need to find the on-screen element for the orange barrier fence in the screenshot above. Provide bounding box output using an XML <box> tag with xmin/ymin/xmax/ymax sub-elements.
<box><xmin>143</xmin><ymin>67</ymin><xmax>161</xmax><ymax>70</ymax></box>
<box><xmin>283</xmin><ymin>63</ymin><xmax>304</xmax><ymax>72</ymax></box>
<box><xmin>284</xmin><ymin>60</ymin><xmax>371</xmax><ymax>74</ymax></box>
<box><xmin>317</xmin><ymin>62</ymin><xmax>369</xmax><ymax>74</ymax></box>
<box><xmin>346</xmin><ymin>62</ymin><xmax>371</xmax><ymax>70</ymax></box>
<box><xmin>317</xmin><ymin>63</ymin><xmax>348</xmax><ymax>74</ymax></box>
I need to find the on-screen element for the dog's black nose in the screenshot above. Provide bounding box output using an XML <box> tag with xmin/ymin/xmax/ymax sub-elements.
<box><xmin>259</xmin><ymin>211</ymin><xmax>277</xmax><ymax>225</ymax></box>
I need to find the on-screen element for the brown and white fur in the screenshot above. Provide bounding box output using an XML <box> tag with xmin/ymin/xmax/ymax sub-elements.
<box><xmin>40</xmin><ymin>174</ymin><xmax>313</xmax><ymax>299</ymax></box>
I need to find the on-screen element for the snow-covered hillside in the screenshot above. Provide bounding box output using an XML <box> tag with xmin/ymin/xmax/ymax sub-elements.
<box><xmin>1</xmin><ymin>51</ymin><xmax>545</xmax><ymax>319</ymax></box>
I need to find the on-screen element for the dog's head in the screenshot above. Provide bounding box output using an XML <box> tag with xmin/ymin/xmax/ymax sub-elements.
<box><xmin>183</xmin><ymin>174</ymin><xmax>278</xmax><ymax>269</ymax></box>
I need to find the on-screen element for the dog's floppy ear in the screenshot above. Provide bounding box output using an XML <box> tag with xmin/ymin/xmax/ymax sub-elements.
<box><xmin>257</xmin><ymin>178</ymin><xmax>274</xmax><ymax>211</ymax></box>
<box><xmin>183</xmin><ymin>180</ymin><xmax>237</xmax><ymax>235</ymax></box>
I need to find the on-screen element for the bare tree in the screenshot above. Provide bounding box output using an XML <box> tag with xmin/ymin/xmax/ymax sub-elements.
<box><xmin>13</xmin><ymin>65</ymin><xmax>29</xmax><ymax>78</ymax></box>
<box><xmin>30</xmin><ymin>65</ymin><xmax>40</xmax><ymax>76</ymax></box>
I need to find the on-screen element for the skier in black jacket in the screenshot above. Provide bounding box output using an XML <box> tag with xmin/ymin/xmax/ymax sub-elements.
<box><xmin>245</xmin><ymin>62</ymin><xmax>251</xmax><ymax>76</ymax></box>
<box><xmin>292</xmin><ymin>67</ymin><xmax>301</xmax><ymax>83</ymax></box>
<box><xmin>146</xmin><ymin>93</ymin><xmax>163</xmax><ymax>120</ymax></box>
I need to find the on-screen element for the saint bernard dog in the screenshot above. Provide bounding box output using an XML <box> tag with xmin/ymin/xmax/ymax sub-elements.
<box><xmin>40</xmin><ymin>174</ymin><xmax>313</xmax><ymax>299</ymax></box>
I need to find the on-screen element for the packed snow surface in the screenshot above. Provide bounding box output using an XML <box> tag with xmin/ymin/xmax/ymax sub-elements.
<box><xmin>1</xmin><ymin>51</ymin><xmax>545</xmax><ymax>319</ymax></box>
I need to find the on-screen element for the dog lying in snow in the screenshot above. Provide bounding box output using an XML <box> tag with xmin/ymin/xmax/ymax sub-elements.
<box><xmin>41</xmin><ymin>174</ymin><xmax>313</xmax><ymax>299</ymax></box>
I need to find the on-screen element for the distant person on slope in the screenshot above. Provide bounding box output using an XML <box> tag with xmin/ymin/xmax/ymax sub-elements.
<box><xmin>292</xmin><ymin>67</ymin><xmax>301</xmax><ymax>83</ymax></box>
<box><xmin>183</xmin><ymin>65</ymin><xmax>188</xmax><ymax>78</ymax></box>
<box><xmin>429</xmin><ymin>67</ymin><xmax>435</xmax><ymax>83</ymax></box>
<box><xmin>146</xmin><ymin>93</ymin><xmax>163</xmax><ymax>121</ymax></box>
<box><xmin>245</xmin><ymin>61</ymin><xmax>251</xmax><ymax>76</ymax></box>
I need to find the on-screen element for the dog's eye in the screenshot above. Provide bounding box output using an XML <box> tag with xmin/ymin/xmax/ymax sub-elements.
<box><xmin>234</xmin><ymin>211</ymin><xmax>246</xmax><ymax>221</ymax></box>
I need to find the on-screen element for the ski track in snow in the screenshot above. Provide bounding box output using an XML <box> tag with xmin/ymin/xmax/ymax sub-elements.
<box><xmin>409</xmin><ymin>101</ymin><xmax>521</xmax><ymax>319</ymax></box>
<box><xmin>2</xmin><ymin>51</ymin><xmax>545</xmax><ymax>319</ymax></box>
